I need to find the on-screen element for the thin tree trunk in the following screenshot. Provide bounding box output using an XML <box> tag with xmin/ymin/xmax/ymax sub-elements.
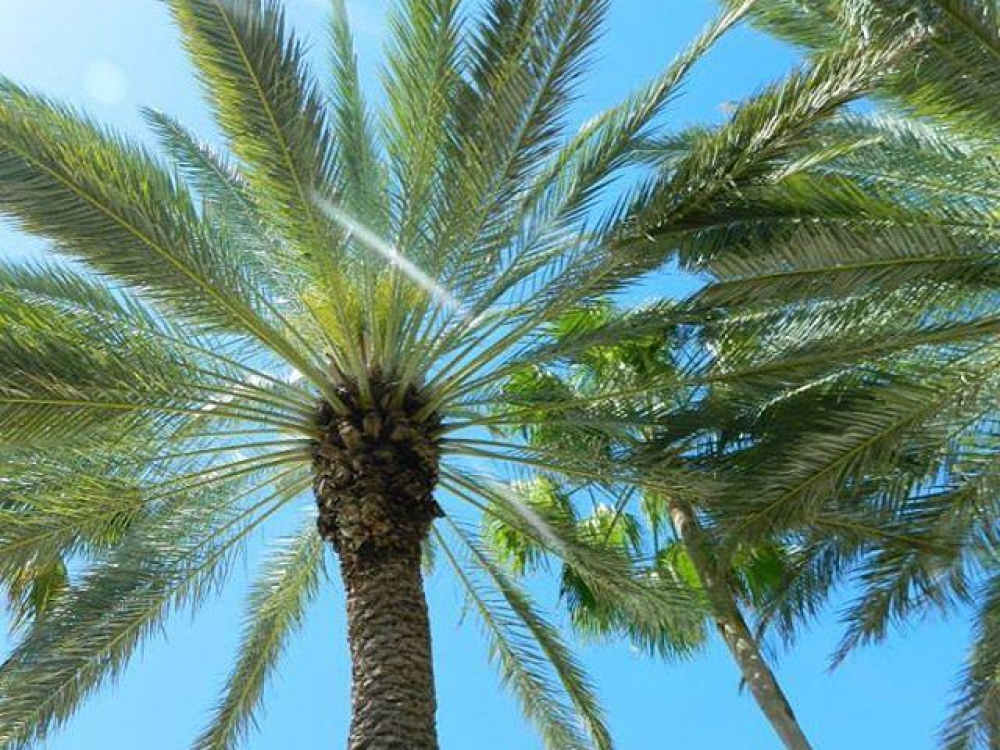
<box><xmin>339</xmin><ymin>534</ymin><xmax>438</xmax><ymax>750</ymax></box>
<box><xmin>668</xmin><ymin>498</ymin><xmax>815</xmax><ymax>750</ymax></box>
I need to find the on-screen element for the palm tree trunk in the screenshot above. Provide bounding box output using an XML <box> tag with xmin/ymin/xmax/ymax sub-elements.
<box><xmin>339</xmin><ymin>533</ymin><xmax>438</xmax><ymax>750</ymax></box>
<box><xmin>668</xmin><ymin>498</ymin><xmax>814</xmax><ymax>750</ymax></box>
<box><xmin>312</xmin><ymin>396</ymin><xmax>444</xmax><ymax>750</ymax></box>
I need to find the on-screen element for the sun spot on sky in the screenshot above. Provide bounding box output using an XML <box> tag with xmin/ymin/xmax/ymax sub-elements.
<box><xmin>83</xmin><ymin>62</ymin><xmax>129</xmax><ymax>105</ymax></box>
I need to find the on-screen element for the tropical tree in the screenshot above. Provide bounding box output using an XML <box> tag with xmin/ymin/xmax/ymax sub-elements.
<box><xmin>0</xmin><ymin>0</ymin><xmax>929</xmax><ymax>747</ymax></box>
<box><xmin>0</xmin><ymin>1</ymin><xmax>761</xmax><ymax>748</ymax></box>
<box><xmin>487</xmin><ymin>302</ymin><xmax>816</xmax><ymax>750</ymax></box>
<box><xmin>606</xmin><ymin>2</ymin><xmax>1000</xmax><ymax>748</ymax></box>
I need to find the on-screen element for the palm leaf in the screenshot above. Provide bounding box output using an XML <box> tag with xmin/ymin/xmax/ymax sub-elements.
<box><xmin>434</xmin><ymin>524</ymin><xmax>608</xmax><ymax>750</ymax></box>
<box><xmin>0</xmin><ymin>468</ymin><xmax>310</xmax><ymax>749</ymax></box>
<box><xmin>167</xmin><ymin>0</ymin><xmax>338</xmax><ymax>256</ymax></box>
<box><xmin>194</xmin><ymin>521</ymin><xmax>325</xmax><ymax>750</ymax></box>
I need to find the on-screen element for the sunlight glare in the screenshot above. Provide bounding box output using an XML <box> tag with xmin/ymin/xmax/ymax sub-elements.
<box><xmin>312</xmin><ymin>195</ymin><xmax>472</xmax><ymax>322</ymax></box>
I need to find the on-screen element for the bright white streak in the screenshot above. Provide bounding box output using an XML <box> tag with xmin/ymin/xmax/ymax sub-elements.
<box><xmin>500</xmin><ymin>480</ymin><xmax>567</xmax><ymax>556</ymax></box>
<box><xmin>312</xmin><ymin>196</ymin><xmax>471</xmax><ymax>321</ymax></box>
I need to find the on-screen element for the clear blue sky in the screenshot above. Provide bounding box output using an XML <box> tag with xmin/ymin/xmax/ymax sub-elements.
<box><xmin>0</xmin><ymin>2</ymin><xmax>969</xmax><ymax>749</ymax></box>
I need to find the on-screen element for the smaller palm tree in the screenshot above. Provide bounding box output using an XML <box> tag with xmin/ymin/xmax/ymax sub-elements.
<box><xmin>487</xmin><ymin>302</ymin><xmax>815</xmax><ymax>750</ymax></box>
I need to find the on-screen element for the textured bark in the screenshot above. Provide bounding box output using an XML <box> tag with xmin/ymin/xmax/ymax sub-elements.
<box><xmin>669</xmin><ymin>499</ymin><xmax>815</xmax><ymax>750</ymax></box>
<box><xmin>313</xmin><ymin>384</ymin><xmax>443</xmax><ymax>750</ymax></box>
<box><xmin>340</xmin><ymin>536</ymin><xmax>438</xmax><ymax>750</ymax></box>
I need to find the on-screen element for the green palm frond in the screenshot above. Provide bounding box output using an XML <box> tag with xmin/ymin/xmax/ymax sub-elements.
<box><xmin>612</xmin><ymin>29</ymin><xmax>924</xmax><ymax>272</ymax></box>
<box><xmin>0</xmin><ymin>466</ymin><xmax>311</xmax><ymax>750</ymax></box>
<box><xmin>0</xmin><ymin>81</ymin><xmax>292</xmax><ymax>347</ymax></box>
<box><xmin>381</xmin><ymin>0</ymin><xmax>463</xmax><ymax>253</ymax></box>
<box><xmin>167</xmin><ymin>0</ymin><xmax>338</xmax><ymax>257</ymax></box>
<box><xmin>943</xmin><ymin>572</ymin><xmax>1000</xmax><ymax>750</ymax></box>
<box><xmin>0</xmin><ymin>455</ymin><xmax>149</xmax><ymax>572</ymax></box>
<box><xmin>435</xmin><ymin>522</ymin><xmax>611</xmax><ymax>750</ymax></box>
<box><xmin>0</xmin><ymin>552</ymin><xmax>69</xmax><ymax>635</ymax></box>
<box><xmin>730</xmin><ymin>0</ymin><xmax>1000</xmax><ymax>141</ymax></box>
<box><xmin>195</xmin><ymin>521</ymin><xmax>325</xmax><ymax>750</ymax></box>
<box><xmin>442</xmin><ymin>469</ymin><xmax>706</xmax><ymax>642</ymax></box>
<box><xmin>523</xmin><ymin>0</ymin><xmax>754</xmax><ymax>227</ymax></box>
<box><xmin>0</xmin><ymin>292</ymin><xmax>310</xmax><ymax>447</ymax></box>
<box><xmin>328</xmin><ymin>0</ymin><xmax>387</xmax><ymax>230</ymax></box>
<box><xmin>143</xmin><ymin>108</ymin><xmax>302</xmax><ymax>286</ymax></box>
<box><xmin>714</xmin><ymin>355</ymin><xmax>1000</xmax><ymax>538</ymax></box>
<box><xmin>144</xmin><ymin>109</ymin><xmax>257</xmax><ymax>221</ymax></box>
<box><xmin>432</xmin><ymin>0</ymin><xmax>606</xmax><ymax>273</ymax></box>
<box><xmin>811</xmin><ymin>115</ymin><xmax>1000</xmax><ymax>203</ymax></box>
<box><xmin>484</xmin><ymin>476</ymin><xmax>577</xmax><ymax>576</ymax></box>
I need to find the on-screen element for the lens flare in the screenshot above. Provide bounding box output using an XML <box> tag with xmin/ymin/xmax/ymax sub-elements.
<box><xmin>312</xmin><ymin>195</ymin><xmax>471</xmax><ymax>322</ymax></box>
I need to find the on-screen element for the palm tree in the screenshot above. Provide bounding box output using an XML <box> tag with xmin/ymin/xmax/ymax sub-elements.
<box><xmin>611</xmin><ymin>2</ymin><xmax>1000</xmax><ymax>748</ymax></box>
<box><xmin>487</xmin><ymin>302</ymin><xmax>815</xmax><ymax>750</ymax></box>
<box><xmin>0</xmin><ymin>1</ymin><xmax>773</xmax><ymax>748</ymax></box>
<box><xmin>0</xmin><ymin>0</ymin><xmax>930</xmax><ymax>747</ymax></box>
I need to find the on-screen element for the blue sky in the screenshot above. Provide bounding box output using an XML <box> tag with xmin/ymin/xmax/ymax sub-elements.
<box><xmin>0</xmin><ymin>1</ymin><xmax>970</xmax><ymax>748</ymax></box>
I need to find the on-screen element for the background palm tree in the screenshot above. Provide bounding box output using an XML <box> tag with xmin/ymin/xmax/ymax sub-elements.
<box><xmin>607</xmin><ymin>2</ymin><xmax>1000</xmax><ymax>748</ymax></box>
<box><xmin>0</xmin><ymin>1</ymin><xmax>769</xmax><ymax>748</ymax></box>
<box><xmin>486</xmin><ymin>301</ymin><xmax>815</xmax><ymax>750</ymax></box>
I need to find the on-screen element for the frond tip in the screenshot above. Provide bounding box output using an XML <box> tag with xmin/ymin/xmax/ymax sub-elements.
<box><xmin>195</xmin><ymin>522</ymin><xmax>325</xmax><ymax>750</ymax></box>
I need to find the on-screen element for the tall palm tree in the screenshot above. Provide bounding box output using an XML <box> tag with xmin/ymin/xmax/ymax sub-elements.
<box><xmin>0</xmin><ymin>1</ymin><xmax>773</xmax><ymax>748</ymax></box>
<box><xmin>0</xmin><ymin>0</ymin><xmax>928</xmax><ymax>747</ymax></box>
<box><xmin>612</xmin><ymin>2</ymin><xmax>1000</xmax><ymax>748</ymax></box>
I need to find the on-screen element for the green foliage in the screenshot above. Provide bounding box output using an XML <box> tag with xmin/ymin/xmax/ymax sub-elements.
<box><xmin>438</xmin><ymin>520</ymin><xmax>613</xmax><ymax>750</ymax></box>
<box><xmin>484</xmin><ymin>477</ymin><xmax>577</xmax><ymax>575</ymax></box>
<box><xmin>167</xmin><ymin>0</ymin><xmax>338</xmax><ymax>257</ymax></box>
<box><xmin>671</xmin><ymin>3</ymin><xmax>1000</xmax><ymax>747</ymax></box>
<box><xmin>725</xmin><ymin>0</ymin><xmax>1000</xmax><ymax>141</ymax></box>
<box><xmin>483</xmin><ymin>301</ymin><xmax>817</xmax><ymax>663</ymax></box>
<box><xmin>195</xmin><ymin>523</ymin><xmax>325</xmax><ymax>750</ymax></box>
<box><xmin>0</xmin><ymin>0</ymin><xmax>917</xmax><ymax>747</ymax></box>
<box><xmin>0</xmin><ymin>468</ymin><xmax>311</xmax><ymax>749</ymax></box>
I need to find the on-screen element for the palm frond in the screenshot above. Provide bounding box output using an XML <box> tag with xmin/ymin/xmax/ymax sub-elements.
<box><xmin>167</xmin><ymin>0</ymin><xmax>338</xmax><ymax>257</ymax></box>
<box><xmin>0</xmin><ymin>81</ymin><xmax>324</xmax><ymax>388</ymax></box>
<box><xmin>194</xmin><ymin>521</ymin><xmax>325</xmax><ymax>750</ymax></box>
<box><xmin>613</xmin><ymin>28</ymin><xmax>924</xmax><ymax>271</ymax></box>
<box><xmin>434</xmin><ymin>524</ymin><xmax>608</xmax><ymax>750</ymax></box>
<box><xmin>522</xmin><ymin>0</ymin><xmax>754</xmax><ymax>228</ymax></box>
<box><xmin>441</xmin><ymin>469</ymin><xmax>706</xmax><ymax>641</ymax></box>
<box><xmin>731</xmin><ymin>0</ymin><xmax>1000</xmax><ymax>141</ymax></box>
<box><xmin>0</xmin><ymin>467</ymin><xmax>310</xmax><ymax>749</ymax></box>
<box><xmin>943</xmin><ymin>572</ymin><xmax>1000</xmax><ymax>750</ymax></box>
<box><xmin>0</xmin><ymin>291</ymin><xmax>313</xmax><ymax>447</ymax></box>
<box><xmin>380</xmin><ymin>0</ymin><xmax>463</xmax><ymax>252</ymax></box>
<box><xmin>328</xmin><ymin>0</ymin><xmax>387</xmax><ymax>230</ymax></box>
